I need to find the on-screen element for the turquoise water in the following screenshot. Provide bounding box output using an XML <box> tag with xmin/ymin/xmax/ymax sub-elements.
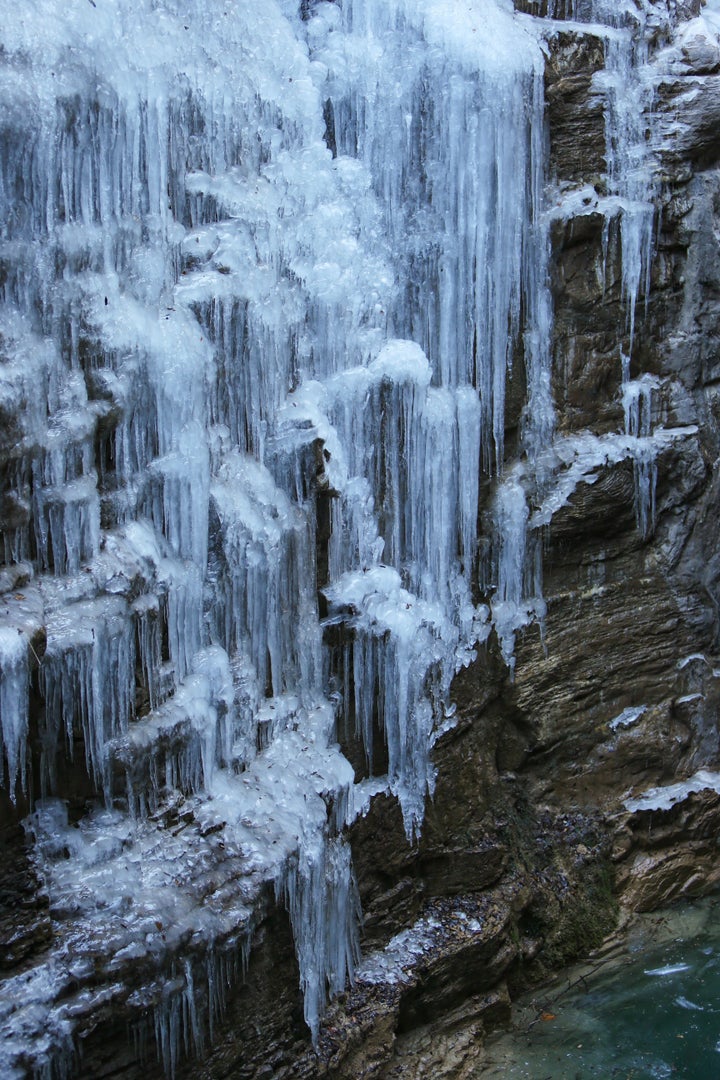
<box><xmin>480</xmin><ymin>902</ymin><xmax>720</xmax><ymax>1078</ymax></box>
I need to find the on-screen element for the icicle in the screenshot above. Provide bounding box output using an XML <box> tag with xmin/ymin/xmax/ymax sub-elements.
<box><xmin>632</xmin><ymin>444</ymin><xmax>658</xmax><ymax>540</ymax></box>
<box><xmin>164</xmin><ymin>564</ymin><xmax>204</xmax><ymax>686</ymax></box>
<box><xmin>580</xmin><ymin>1</ymin><xmax>657</xmax><ymax>352</ymax></box>
<box><xmin>314</xmin><ymin>0</ymin><xmax>550</xmax><ymax>469</ymax></box>
<box><xmin>621</xmin><ymin>370</ymin><xmax>661</xmax><ymax>538</ymax></box>
<box><xmin>40</xmin><ymin>599</ymin><xmax>134</xmax><ymax>799</ymax></box>
<box><xmin>0</xmin><ymin>0</ymin><xmax>566</xmax><ymax>1071</ymax></box>
<box><xmin>133</xmin><ymin>594</ymin><xmax>164</xmax><ymax>714</ymax></box>
<box><xmin>278</xmin><ymin>833</ymin><xmax>360</xmax><ymax>1045</ymax></box>
<box><xmin>622</xmin><ymin>370</ymin><xmax>659</xmax><ymax>438</ymax></box>
<box><xmin>0</xmin><ymin>628</ymin><xmax>29</xmax><ymax>799</ymax></box>
<box><xmin>491</xmin><ymin>477</ymin><xmax>532</xmax><ymax>674</ymax></box>
<box><xmin>324</xmin><ymin>566</ymin><xmax>455</xmax><ymax>838</ymax></box>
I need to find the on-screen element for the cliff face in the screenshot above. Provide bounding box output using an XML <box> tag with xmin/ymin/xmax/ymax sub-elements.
<box><xmin>297</xmin><ymin>3</ymin><xmax>720</xmax><ymax>1074</ymax></box>
<box><xmin>2</xmin><ymin>1</ymin><xmax>720</xmax><ymax>1078</ymax></box>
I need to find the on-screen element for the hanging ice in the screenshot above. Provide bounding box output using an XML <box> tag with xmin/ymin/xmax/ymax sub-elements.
<box><xmin>552</xmin><ymin>0</ymin><xmax>657</xmax><ymax>348</ymax></box>
<box><xmin>302</xmin><ymin>0</ymin><xmax>553</xmax><ymax>830</ymax></box>
<box><xmin>0</xmin><ymin>0</ymin><xmax>560</xmax><ymax>1073</ymax></box>
<box><xmin>312</xmin><ymin>0</ymin><xmax>554</xmax><ymax>470</ymax></box>
<box><xmin>491</xmin><ymin>478</ymin><xmax>533</xmax><ymax>674</ymax></box>
<box><xmin>622</xmin><ymin>369</ymin><xmax>661</xmax><ymax>537</ymax></box>
<box><xmin>0</xmin><ymin>627</ymin><xmax>29</xmax><ymax>799</ymax></box>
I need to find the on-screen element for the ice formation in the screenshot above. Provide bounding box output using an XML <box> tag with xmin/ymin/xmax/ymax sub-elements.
<box><xmin>487</xmin><ymin>0</ymin><xmax>680</xmax><ymax>641</ymax></box>
<box><xmin>545</xmin><ymin>1</ymin><xmax>658</xmax><ymax>348</ymax></box>
<box><xmin>0</xmin><ymin>0</ymin><xmax>691</xmax><ymax>1074</ymax></box>
<box><xmin>625</xmin><ymin>770</ymin><xmax>720</xmax><ymax>813</ymax></box>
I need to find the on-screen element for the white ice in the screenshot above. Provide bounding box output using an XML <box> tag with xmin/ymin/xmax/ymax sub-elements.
<box><xmin>0</xmin><ymin>0</ymin><xmax>609</xmax><ymax>1072</ymax></box>
<box><xmin>624</xmin><ymin>770</ymin><xmax>720</xmax><ymax>813</ymax></box>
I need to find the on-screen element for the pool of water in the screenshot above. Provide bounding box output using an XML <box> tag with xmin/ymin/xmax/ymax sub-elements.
<box><xmin>479</xmin><ymin>899</ymin><xmax>720</xmax><ymax>1079</ymax></box>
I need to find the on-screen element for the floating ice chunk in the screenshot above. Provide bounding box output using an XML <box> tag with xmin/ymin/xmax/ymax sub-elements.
<box><xmin>675</xmin><ymin>995</ymin><xmax>704</xmax><ymax>1011</ymax></box>
<box><xmin>644</xmin><ymin>963</ymin><xmax>691</xmax><ymax>977</ymax></box>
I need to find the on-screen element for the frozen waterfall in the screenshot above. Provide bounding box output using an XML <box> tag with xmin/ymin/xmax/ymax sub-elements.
<box><xmin>0</xmin><ymin>0</ymin><xmax>669</xmax><ymax>1074</ymax></box>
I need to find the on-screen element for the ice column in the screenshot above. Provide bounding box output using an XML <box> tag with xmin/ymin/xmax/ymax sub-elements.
<box><xmin>279</xmin><ymin>834</ymin><xmax>360</xmax><ymax>1043</ymax></box>
<box><xmin>301</xmin><ymin>0</ymin><xmax>554</xmax><ymax>804</ymax></box>
<box><xmin>490</xmin><ymin>476</ymin><xmax>545</xmax><ymax>675</ymax></box>
<box><xmin>0</xmin><ymin>0</ymin><xmax>564</xmax><ymax>1070</ymax></box>
<box><xmin>572</xmin><ymin>0</ymin><xmax>657</xmax><ymax>349</ymax></box>
<box><xmin>0</xmin><ymin>629</ymin><xmax>29</xmax><ymax>799</ymax></box>
<box><xmin>622</xmin><ymin>368</ymin><xmax>660</xmax><ymax>538</ymax></box>
<box><xmin>317</xmin><ymin>0</ymin><xmax>552</xmax><ymax>470</ymax></box>
<box><xmin>39</xmin><ymin>599</ymin><xmax>135</xmax><ymax>799</ymax></box>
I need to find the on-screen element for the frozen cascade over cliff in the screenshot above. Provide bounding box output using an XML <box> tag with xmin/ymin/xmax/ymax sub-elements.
<box><xmin>490</xmin><ymin>0</ymin><xmax>679</xmax><ymax>656</ymax></box>
<box><xmin>0</xmin><ymin>0</ymin><xmax>553</xmax><ymax>1070</ymax></box>
<box><xmin>569</xmin><ymin>1</ymin><xmax>658</xmax><ymax>347</ymax></box>
<box><xmin>0</xmin><ymin>0</ymin><xmax>676</xmax><ymax>1074</ymax></box>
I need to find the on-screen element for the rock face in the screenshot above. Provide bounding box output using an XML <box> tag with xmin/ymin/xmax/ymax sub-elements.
<box><xmin>2</xmin><ymin>1</ymin><xmax>720</xmax><ymax>1078</ymax></box>
<box><xmin>308</xmin><ymin>2</ymin><xmax>720</xmax><ymax>1073</ymax></box>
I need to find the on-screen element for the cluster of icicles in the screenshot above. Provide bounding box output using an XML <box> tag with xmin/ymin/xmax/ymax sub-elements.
<box><xmin>0</xmin><ymin>0</ymin><xmax>678</xmax><ymax>1074</ymax></box>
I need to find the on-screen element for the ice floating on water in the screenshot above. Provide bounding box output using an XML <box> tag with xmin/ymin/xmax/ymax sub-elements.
<box><xmin>644</xmin><ymin>963</ymin><xmax>692</xmax><ymax>977</ymax></box>
<box><xmin>675</xmin><ymin>995</ymin><xmax>704</xmax><ymax>1011</ymax></box>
